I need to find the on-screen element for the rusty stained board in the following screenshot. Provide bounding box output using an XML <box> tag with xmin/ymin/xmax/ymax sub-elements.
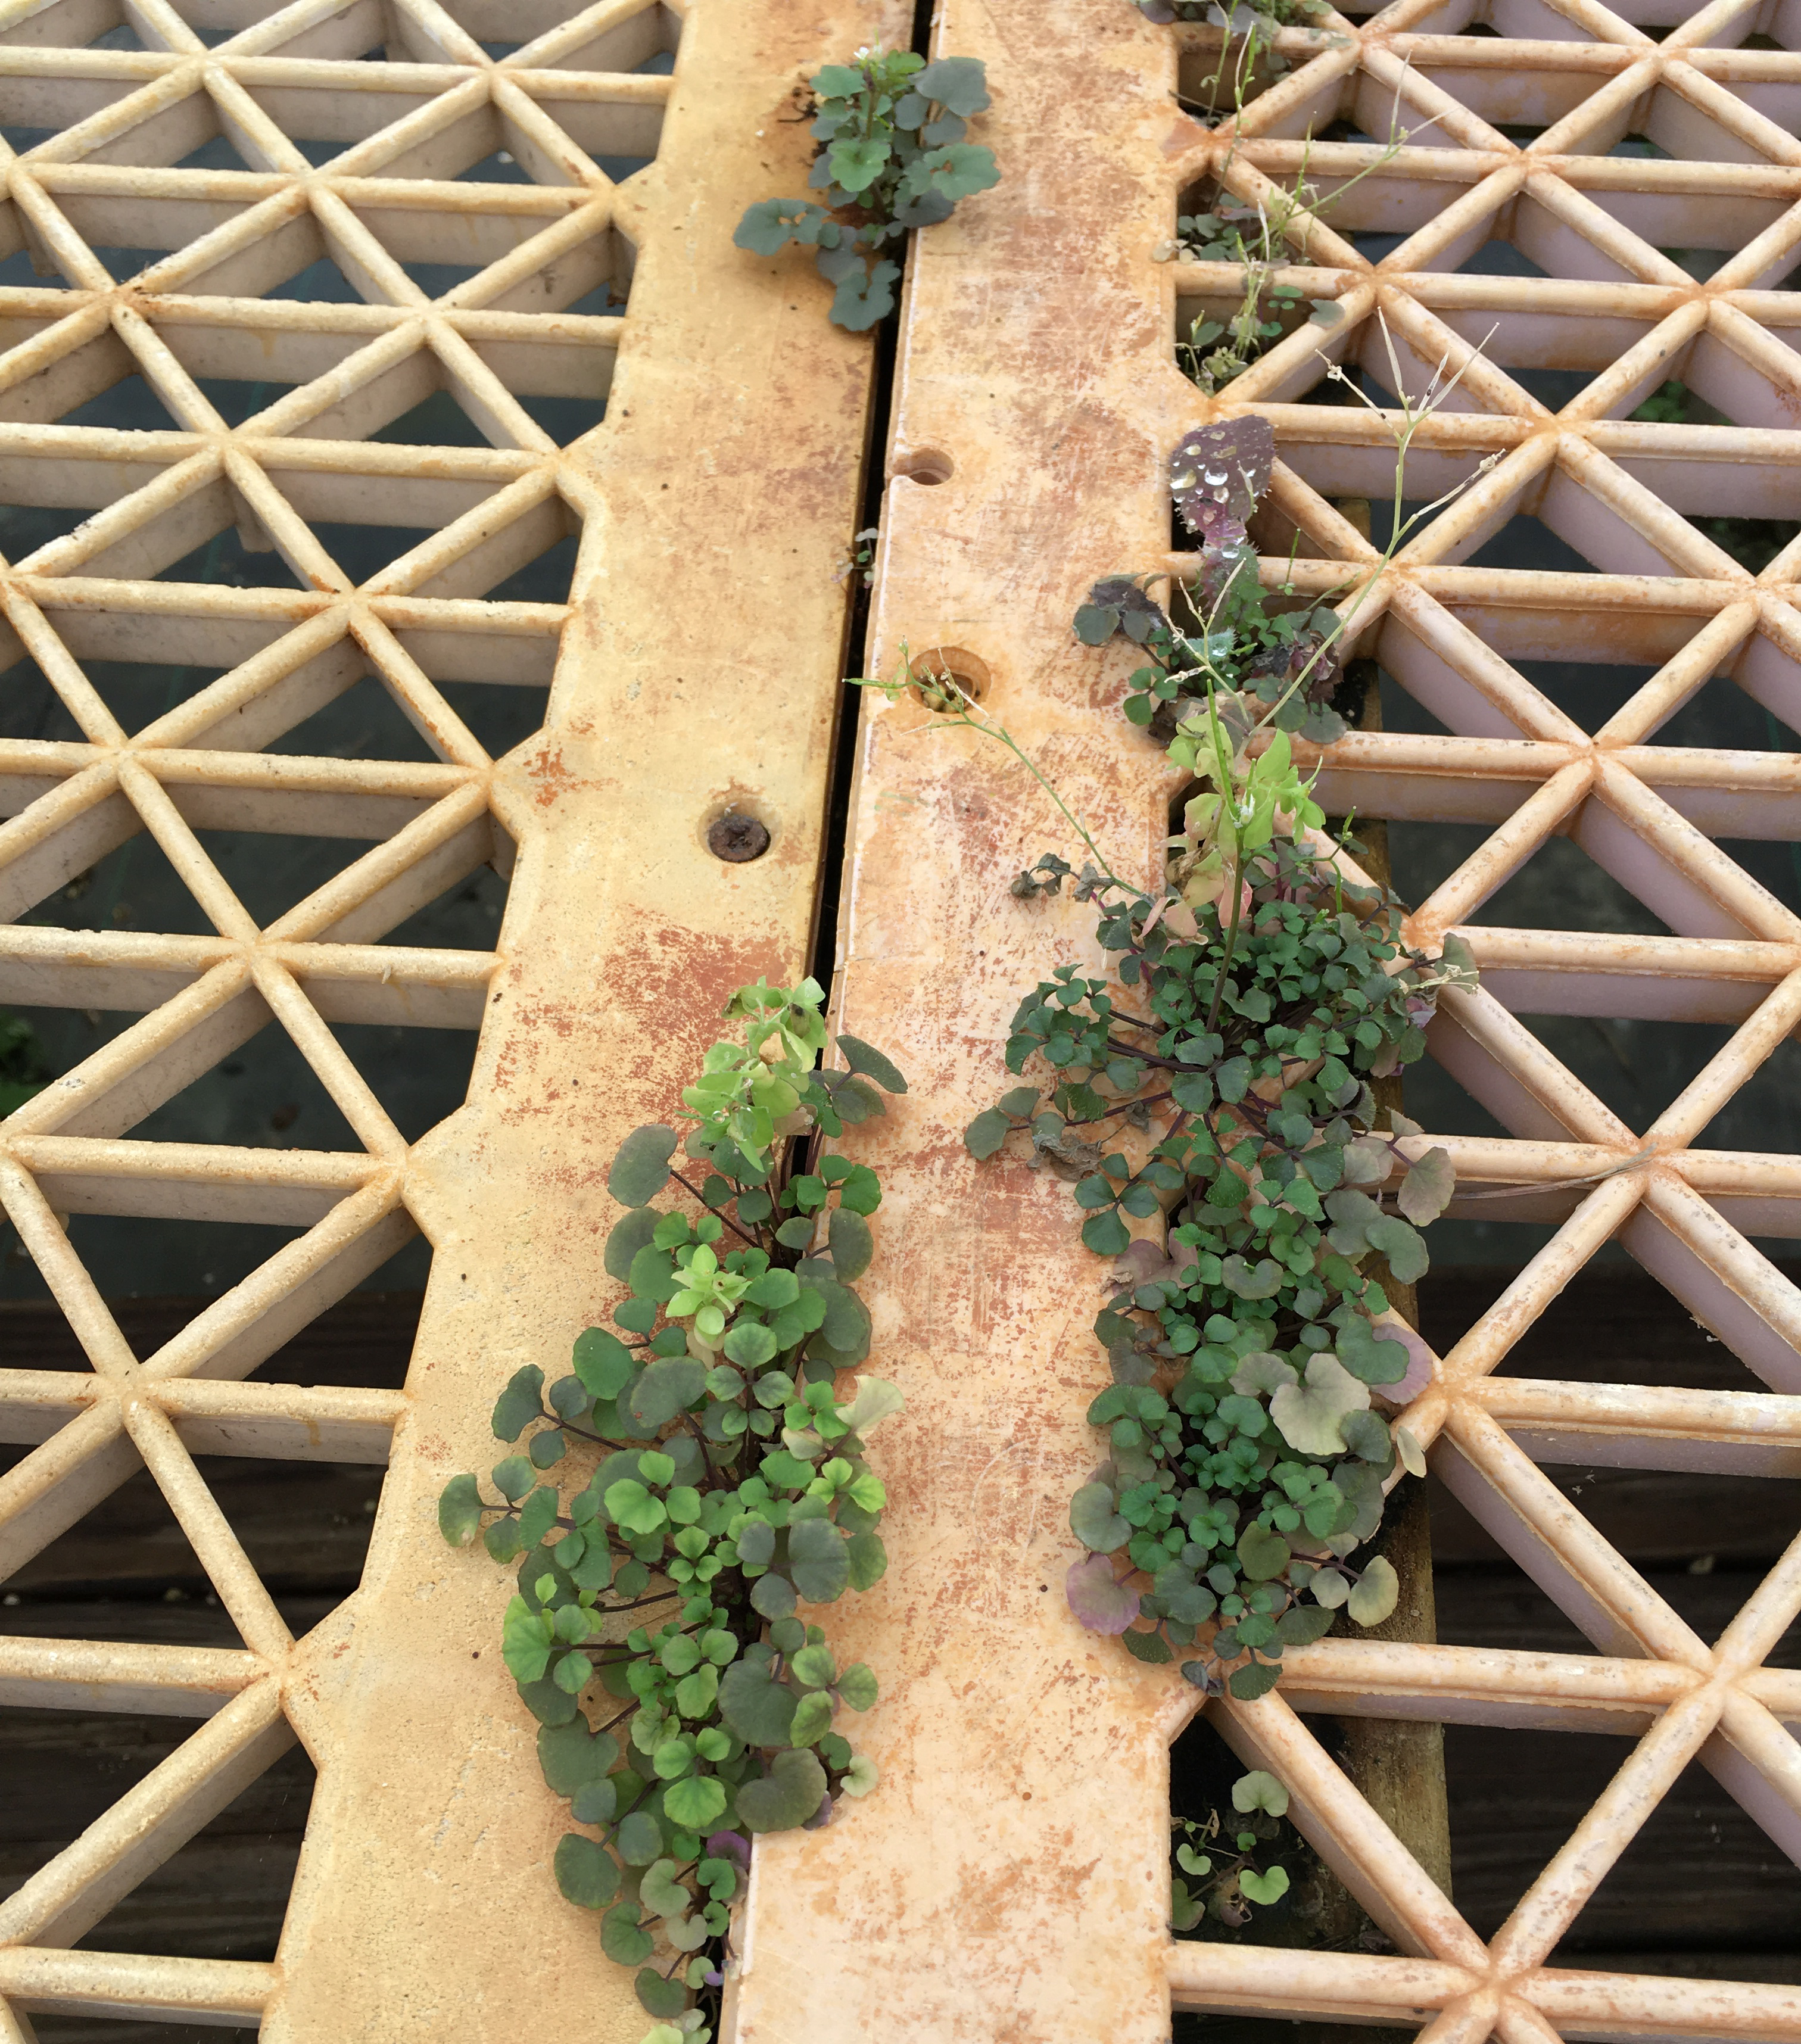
<box><xmin>730</xmin><ymin>0</ymin><xmax>1801</xmax><ymax>2041</ymax></box>
<box><xmin>0</xmin><ymin>0</ymin><xmax>908</xmax><ymax>2039</ymax></box>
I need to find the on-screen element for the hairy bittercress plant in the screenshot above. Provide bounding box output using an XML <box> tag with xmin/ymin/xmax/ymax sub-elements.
<box><xmin>440</xmin><ymin>980</ymin><xmax>905</xmax><ymax>2040</ymax></box>
<box><xmin>734</xmin><ymin>48</ymin><xmax>998</xmax><ymax>331</ymax></box>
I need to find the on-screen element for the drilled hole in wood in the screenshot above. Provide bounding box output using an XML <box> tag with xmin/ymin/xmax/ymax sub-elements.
<box><xmin>907</xmin><ymin>644</ymin><xmax>990</xmax><ymax>708</ymax></box>
<box><xmin>894</xmin><ymin>447</ymin><xmax>954</xmax><ymax>485</ymax></box>
<box><xmin>708</xmin><ymin>812</ymin><xmax>772</xmax><ymax>863</ymax></box>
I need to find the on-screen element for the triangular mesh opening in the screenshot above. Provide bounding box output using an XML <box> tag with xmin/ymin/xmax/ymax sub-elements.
<box><xmin>155</xmin><ymin>526</ymin><xmax>310</xmax><ymax>594</ymax></box>
<box><xmin>265</xmin><ymin>670</ymin><xmax>443</xmax><ymax>764</ymax></box>
<box><xmin>457</xmin><ymin>148</ymin><xmax>532</xmax><ymax>184</ymax></box>
<box><xmin>250</xmin><ymin>1284</ymin><xmax>421</xmax><ymax>1392</ymax></box>
<box><xmin>1385</xmin><ymin>817</ymin><xmax>1504</xmax><ymax>906</ymax></box>
<box><xmin>1466</xmin><ymin>831</ymin><xmax>1676</xmax><ymax>939</ymax></box>
<box><xmin>268</xmin><ymin>254</ymin><xmax>372</xmax><ymax>306</ymax></box>
<box><xmin>0</xmin><ymin>246</ymin><xmax>73</xmax><ymax>288</ymax></box>
<box><xmin>1461</xmin><ymin>512</ymin><xmax>1609</xmax><ymax>576</ymax></box>
<box><xmin>121</xmin><ymin>1009</ymin><xmax>364</xmax><ymax>1152</ymax></box>
<box><xmin>475</xmin><ymin>528</ymin><xmax>578</xmax><ymax>604</ymax></box>
<box><xmin>1646</xmin><ymin>671</ymin><xmax>1801</xmax><ymax>752</ymax></box>
<box><xmin>70</xmin><ymin>656</ymin><xmax>231</xmax><ymax>734</ymax></box>
<box><xmin>1546</xmin><ymin>1752</ymin><xmax>1801</xmax><ymax>1971</ymax></box>
<box><xmin>173</xmin><ymin>129</ymin><xmax>257</xmax><ymax>173</ymax></box>
<box><xmin>197</xmin><ymin>1448</ymin><xmax>388</xmax><ymax>1632</ymax></box>
<box><xmin>521</xmin><ymin>1</ymin><xmax>680</xmax><ymax>74</ymax></box>
<box><xmin>1440</xmin><ymin>1723</ymin><xmax>1642</xmax><ymax>1935</ymax></box>
<box><xmin>371</xmin><ymin>388</ymin><xmax>500</xmax><ymax>450</ymax></box>
<box><xmin>194</xmin><ymin>375</ymin><xmax>303</xmax><ymax>426</ymax></box>
<box><xmin>306</xmin><ymin>519</ymin><xmax>439</xmax><ymax>586</ymax></box>
<box><xmin>50</xmin><ymin>371</ymin><xmax>185</xmax><ymax>434</ymax></box>
<box><xmin>1169</xmin><ymin>1708</ymin><xmax>1335</xmax><ymax>1958</ymax></box>
<box><xmin>1457</xmin><ymin>236</ymin><xmax>1548</xmax><ymax>279</ymax></box>
<box><xmin>432</xmin><ymin>676</ymin><xmax>551</xmax><ymax>757</ymax></box>
<box><xmin>331</xmin><ymin>1015</ymin><xmax>483</xmax><ymax>1142</ymax></box>
<box><xmin>0</xmin><ymin>1448</ymin><xmax>244</xmax><ymax>1637</ymax></box>
<box><xmin>376</xmin><ymin>837</ymin><xmax>512</xmax><ymax>949</ymax></box>
<box><xmin>1508</xmin><ymin>656</ymin><xmax>1659</xmax><ymax>734</ymax></box>
<box><xmin>66</xmin><ymin>1211</ymin><xmax>313</xmax><ymax>1306</ymax></box>
<box><xmin>0</xmin><ymin>655</ymin><xmax>88</xmax><ymax>743</ymax></box>
<box><xmin>1690</xmin><ymin>1027</ymin><xmax>1801</xmax><ymax>1153</ymax></box>
<box><xmin>1422</xmin><ymin>1264</ymin><xmax>1781</xmax><ymax>1395</ymax></box>
<box><xmin>513</xmin><ymin>388</ymin><xmax>607</xmax><ymax>444</ymax></box>
<box><xmin>70</xmin><ymin>1737</ymin><xmax>317</xmax><ymax>1964</ymax></box>
<box><xmin>1684</xmin><ymin>513</ymin><xmax>1801</xmax><ymax>577</ymax></box>
<box><xmin>0</xmin><ymin>502</ymin><xmax>102</xmax><ymax>562</ymax></box>
<box><xmin>1637</xmin><ymin>78</ymin><xmax>1794</xmax><ymax>167</ymax></box>
<box><xmin>394</xmin><ymin>257</ymin><xmax>484</xmax><ymax>300</ymax></box>
<box><xmin>189</xmin><ymin>827</ymin><xmax>382</xmax><ymax>934</ymax></box>
<box><xmin>1408</xmin><ymin>55</ymin><xmax>1614</xmax><ymax>143</ymax></box>
<box><xmin>15</xmin><ymin>820</ymin><xmax>222</xmax><ymax>936</ymax></box>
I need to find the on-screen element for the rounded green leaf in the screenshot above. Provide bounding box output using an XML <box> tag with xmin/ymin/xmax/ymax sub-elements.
<box><xmin>750</xmin><ymin>1571</ymin><xmax>797</xmax><ymax>1620</ymax></box>
<box><xmin>604</xmin><ymin>1207</ymin><xmax>660</xmax><ymax>1282</ymax></box>
<box><xmin>964</xmin><ymin>1106</ymin><xmax>1012</xmax><ymax>1159</ymax></box>
<box><xmin>723</xmin><ymin>1319</ymin><xmax>777</xmax><ymax>1368</ymax></box>
<box><xmin>640</xmin><ymin>1856</ymin><xmax>693</xmax><ymax>1917</ymax></box>
<box><xmin>842</xmin><ymin>1753</ymin><xmax>879</xmax><ymax>1797</ymax></box>
<box><xmin>1270</xmin><ymin>1353</ymin><xmax>1372</xmax><ymax>1458</ymax></box>
<box><xmin>719</xmin><ymin>1660</ymin><xmax>799</xmax><ymax>1748</ymax></box>
<box><xmin>1347</xmin><ymin>1553</ymin><xmax>1400</xmax><ymax>1627</ymax></box>
<box><xmin>1239</xmin><ymin>1865</ymin><xmax>1291</xmax><ymax>1906</ymax></box>
<box><xmin>616</xmin><ymin>1808</ymin><xmax>665</xmax><ymax>1866</ymax></box>
<box><xmin>1397</xmin><ymin>1144</ymin><xmax>1455</xmax><ymax>1225</ymax></box>
<box><xmin>807</xmin><ymin>1278</ymin><xmax>871</xmax><ymax>1364</ymax></box>
<box><xmin>736</xmin><ymin>1746</ymin><xmax>828</xmax><ymax>1834</ymax></box>
<box><xmin>609</xmin><ymin>1126</ymin><xmax>677</xmax><ymax>1207</ymax></box>
<box><xmin>629</xmin><ymin>1358</ymin><xmax>707</xmax><ymax>1428</ymax></box>
<box><xmin>1081</xmin><ymin>1209</ymin><xmax>1132</xmax><ymax>1256</ymax></box>
<box><xmin>1070</xmin><ymin>1482</ymin><xmax>1130</xmax><ymax>1554</ymax></box>
<box><xmin>1121</xmin><ymin>1626</ymin><xmax>1174</xmax><ymax>1665</ymax></box>
<box><xmin>790</xmin><ymin>1644</ymin><xmax>837</xmax><ymax>1690</ymax></box>
<box><xmin>437</xmin><ymin>1473</ymin><xmax>482</xmax><ymax>1547</ymax></box>
<box><xmin>538</xmin><ymin>1719</ymin><xmax>618</xmax><ymax>1794</ymax></box>
<box><xmin>663</xmin><ymin>1775</ymin><xmax>728</xmax><ymax>1833</ymax></box>
<box><xmin>1236</xmin><ymin>1521</ymin><xmax>1291</xmax><ymax>1583</ymax></box>
<box><xmin>501</xmin><ymin>1597</ymin><xmax>553</xmax><ymax>1684</ymax></box>
<box><xmin>635</xmin><ymin>1966</ymin><xmax>688</xmax><ymax>2020</ymax></box>
<box><xmin>491</xmin><ymin>1366</ymin><xmax>544</xmax><ymax>1442</ymax></box>
<box><xmin>846</xmin><ymin>1529</ymin><xmax>888</xmax><ymax>1590</ymax></box>
<box><xmin>787</xmin><ymin>1517</ymin><xmax>850</xmax><ymax>1603</ymax></box>
<box><xmin>554</xmin><ymin>1832</ymin><xmax>619</xmax><ymax>1909</ymax></box>
<box><xmin>790</xmin><ymin>1691</ymin><xmax>834</xmax><ymax>1745</ymax></box>
<box><xmin>915</xmin><ymin>54</ymin><xmax>990</xmax><ymax>115</ymax></box>
<box><xmin>1232</xmin><ymin>1769</ymin><xmax>1289</xmax><ymax>1818</ymax></box>
<box><xmin>516</xmin><ymin>1675</ymin><xmax>579</xmax><ymax>1726</ymax></box>
<box><xmin>1273</xmin><ymin>1603</ymin><xmax>1335</xmax><ymax>1648</ymax></box>
<box><xmin>1364</xmin><ymin>1214</ymin><xmax>1429</xmax><ymax>1285</ymax></box>
<box><xmin>827</xmin><ymin>1205</ymin><xmax>874</xmax><ymax>1281</ymax></box>
<box><xmin>600</xmin><ymin>1902</ymin><xmax>654</xmax><ymax>1966</ymax></box>
<box><xmin>574</xmin><ymin>1326</ymin><xmax>634</xmax><ymax>1399</ymax></box>
<box><xmin>1227</xmin><ymin>1659</ymin><xmax>1283</xmax><ymax>1701</ymax></box>
<box><xmin>836</xmin><ymin>1661</ymin><xmax>878</xmax><ymax>1712</ymax></box>
<box><xmin>836</xmin><ymin>1033</ymin><xmax>907</xmax><ymax>1093</ymax></box>
<box><xmin>1308</xmin><ymin>1566</ymin><xmax>1351</xmax><ymax>1609</ymax></box>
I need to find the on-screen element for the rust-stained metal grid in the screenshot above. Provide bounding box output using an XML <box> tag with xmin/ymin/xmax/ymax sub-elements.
<box><xmin>728</xmin><ymin>0</ymin><xmax>1801</xmax><ymax>2039</ymax></box>
<box><xmin>0</xmin><ymin>0</ymin><xmax>902</xmax><ymax>2036</ymax></box>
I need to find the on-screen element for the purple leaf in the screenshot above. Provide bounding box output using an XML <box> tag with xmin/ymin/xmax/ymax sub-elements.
<box><xmin>1169</xmin><ymin>418</ymin><xmax>1275</xmax><ymax>537</ymax></box>
<box><xmin>705</xmin><ymin>1830</ymin><xmax>752</xmax><ymax>1872</ymax></box>
<box><xmin>1066</xmin><ymin>1552</ymin><xmax>1142</xmax><ymax>1634</ymax></box>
